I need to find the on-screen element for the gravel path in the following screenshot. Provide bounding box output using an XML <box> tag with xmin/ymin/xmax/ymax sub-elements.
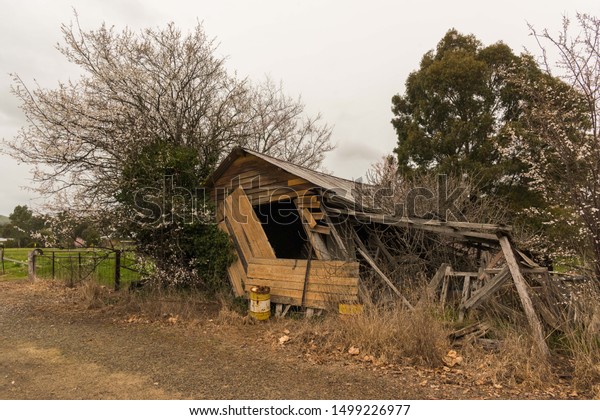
<box><xmin>0</xmin><ymin>280</ymin><xmax>425</xmax><ymax>399</ymax></box>
<box><xmin>0</xmin><ymin>279</ymin><xmax>572</xmax><ymax>400</ymax></box>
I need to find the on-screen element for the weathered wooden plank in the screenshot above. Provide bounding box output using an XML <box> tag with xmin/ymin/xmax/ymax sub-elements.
<box><xmin>356</xmin><ymin>247</ymin><xmax>414</xmax><ymax>309</ymax></box>
<box><xmin>296</xmin><ymin>201</ymin><xmax>321</xmax><ymax>209</ymax></box>
<box><xmin>296</xmin><ymin>195</ymin><xmax>318</xmax><ymax>204</ymax></box>
<box><xmin>244</xmin><ymin>278</ymin><xmax>358</xmax><ymax>294</ymax></box>
<box><xmin>227</xmin><ymin>188</ymin><xmax>276</xmax><ymax>259</ymax></box>
<box><xmin>243</xmin><ymin>284</ymin><xmax>358</xmax><ymax>304</ymax></box>
<box><xmin>498</xmin><ymin>235</ymin><xmax>549</xmax><ymax>357</ymax></box>
<box><xmin>515</xmin><ymin>249</ymin><xmax>540</xmax><ymax>268</ymax></box>
<box><xmin>311</xmin><ymin>225</ymin><xmax>331</xmax><ymax>235</ymax></box>
<box><xmin>287</xmin><ymin>178</ymin><xmax>308</xmax><ymax>187</ymax></box>
<box><xmin>328</xmin><ymin>208</ymin><xmax>503</xmax><ymax>242</ymax></box>
<box><xmin>249</xmin><ymin>187</ymin><xmax>314</xmax><ymax>205</ymax></box>
<box><xmin>247</xmin><ymin>264</ymin><xmax>359</xmax><ymax>286</ymax></box>
<box><xmin>223</xmin><ymin>215</ymin><xmax>252</xmax><ymax>267</ymax></box>
<box><xmin>427</xmin><ymin>263</ymin><xmax>450</xmax><ymax>297</ymax></box>
<box><xmin>301</xmin><ymin>208</ymin><xmax>317</xmax><ymax>228</ymax></box>
<box><xmin>458</xmin><ymin>275</ymin><xmax>472</xmax><ymax>322</ymax></box>
<box><xmin>486</xmin><ymin>250</ymin><xmax>505</xmax><ymax>269</ymax></box>
<box><xmin>312</xmin><ymin>212</ymin><xmax>325</xmax><ymax>220</ymax></box>
<box><xmin>249</xmin><ymin>257</ymin><xmax>359</xmax><ymax>273</ymax></box>
<box><xmin>462</xmin><ymin>266</ymin><xmax>511</xmax><ymax>310</ymax></box>
<box><xmin>294</xmin><ymin>199</ymin><xmax>331</xmax><ymax>260</ymax></box>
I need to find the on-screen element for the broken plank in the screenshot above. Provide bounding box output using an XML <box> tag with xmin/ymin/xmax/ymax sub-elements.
<box><xmin>312</xmin><ymin>212</ymin><xmax>325</xmax><ymax>220</ymax></box>
<box><xmin>356</xmin><ymin>247</ymin><xmax>413</xmax><ymax>309</ymax></box>
<box><xmin>462</xmin><ymin>266</ymin><xmax>511</xmax><ymax>310</ymax></box>
<box><xmin>311</xmin><ymin>225</ymin><xmax>331</xmax><ymax>235</ymax></box>
<box><xmin>226</xmin><ymin>188</ymin><xmax>276</xmax><ymax>259</ymax></box>
<box><xmin>427</xmin><ymin>263</ymin><xmax>450</xmax><ymax>297</ymax></box>
<box><xmin>287</xmin><ymin>178</ymin><xmax>309</xmax><ymax>187</ymax></box>
<box><xmin>458</xmin><ymin>275</ymin><xmax>472</xmax><ymax>322</ymax></box>
<box><xmin>300</xmin><ymin>208</ymin><xmax>317</xmax><ymax>228</ymax></box>
<box><xmin>498</xmin><ymin>235</ymin><xmax>549</xmax><ymax>357</ymax></box>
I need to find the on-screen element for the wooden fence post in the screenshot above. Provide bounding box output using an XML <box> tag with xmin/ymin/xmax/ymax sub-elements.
<box><xmin>51</xmin><ymin>251</ymin><xmax>55</xmax><ymax>279</ymax></box>
<box><xmin>114</xmin><ymin>250</ymin><xmax>121</xmax><ymax>291</ymax></box>
<box><xmin>0</xmin><ymin>247</ymin><xmax>4</xmax><ymax>275</ymax></box>
<box><xmin>78</xmin><ymin>252</ymin><xmax>82</xmax><ymax>279</ymax></box>
<box><xmin>28</xmin><ymin>250</ymin><xmax>36</xmax><ymax>281</ymax></box>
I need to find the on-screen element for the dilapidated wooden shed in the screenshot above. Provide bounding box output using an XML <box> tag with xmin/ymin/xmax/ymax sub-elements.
<box><xmin>207</xmin><ymin>147</ymin><xmax>557</xmax><ymax>354</ymax></box>
<box><xmin>206</xmin><ymin>147</ymin><xmax>362</xmax><ymax>310</ymax></box>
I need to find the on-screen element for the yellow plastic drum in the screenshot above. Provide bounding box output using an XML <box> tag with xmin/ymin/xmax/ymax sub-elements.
<box><xmin>249</xmin><ymin>286</ymin><xmax>271</xmax><ymax>321</ymax></box>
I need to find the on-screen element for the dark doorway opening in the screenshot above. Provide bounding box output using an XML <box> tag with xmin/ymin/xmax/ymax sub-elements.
<box><xmin>254</xmin><ymin>200</ymin><xmax>310</xmax><ymax>259</ymax></box>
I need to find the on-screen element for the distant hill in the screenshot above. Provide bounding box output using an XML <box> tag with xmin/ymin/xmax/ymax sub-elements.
<box><xmin>0</xmin><ymin>215</ymin><xmax>10</xmax><ymax>226</ymax></box>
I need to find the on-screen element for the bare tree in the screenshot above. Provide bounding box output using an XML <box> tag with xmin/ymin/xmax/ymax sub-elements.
<box><xmin>243</xmin><ymin>78</ymin><xmax>334</xmax><ymax>169</ymax></box>
<box><xmin>5</xmin><ymin>17</ymin><xmax>334</xmax><ymax>213</ymax></box>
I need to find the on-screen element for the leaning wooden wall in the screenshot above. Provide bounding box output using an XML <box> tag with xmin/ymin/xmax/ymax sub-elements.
<box><xmin>217</xmin><ymin>187</ymin><xmax>360</xmax><ymax>310</ymax></box>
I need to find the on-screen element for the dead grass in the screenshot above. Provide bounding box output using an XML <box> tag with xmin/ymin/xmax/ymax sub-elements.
<box><xmin>79</xmin><ymin>280</ymin><xmax>107</xmax><ymax>309</ymax></box>
<box><xmin>267</xmin><ymin>302</ymin><xmax>450</xmax><ymax>367</ymax></box>
<box><xmin>461</xmin><ymin>324</ymin><xmax>553</xmax><ymax>388</ymax></box>
<box><xmin>69</xmin><ymin>277</ymin><xmax>600</xmax><ymax>396</ymax></box>
<box><xmin>559</xmin><ymin>283</ymin><xmax>600</xmax><ymax>395</ymax></box>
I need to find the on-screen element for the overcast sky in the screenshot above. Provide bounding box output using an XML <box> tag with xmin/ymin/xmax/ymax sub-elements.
<box><xmin>1</xmin><ymin>0</ymin><xmax>599</xmax><ymax>216</ymax></box>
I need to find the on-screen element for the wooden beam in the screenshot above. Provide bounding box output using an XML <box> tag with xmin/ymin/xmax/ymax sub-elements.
<box><xmin>357</xmin><ymin>248</ymin><xmax>413</xmax><ymax>309</ymax></box>
<box><xmin>353</xmin><ymin>233</ymin><xmax>413</xmax><ymax>309</ymax></box>
<box><xmin>427</xmin><ymin>263</ymin><xmax>450</xmax><ymax>298</ymax></box>
<box><xmin>462</xmin><ymin>266</ymin><xmax>511</xmax><ymax>311</ymax></box>
<box><xmin>323</xmin><ymin>213</ymin><xmax>350</xmax><ymax>260</ymax></box>
<box><xmin>300</xmin><ymin>208</ymin><xmax>317</xmax><ymax>228</ymax></box>
<box><xmin>287</xmin><ymin>178</ymin><xmax>308</xmax><ymax>187</ymax></box>
<box><xmin>458</xmin><ymin>275</ymin><xmax>472</xmax><ymax>322</ymax></box>
<box><xmin>328</xmin><ymin>208</ymin><xmax>511</xmax><ymax>234</ymax></box>
<box><xmin>498</xmin><ymin>234</ymin><xmax>549</xmax><ymax>357</ymax></box>
<box><xmin>311</xmin><ymin>225</ymin><xmax>331</xmax><ymax>235</ymax></box>
<box><xmin>295</xmin><ymin>200</ymin><xmax>331</xmax><ymax>260</ymax></box>
<box><xmin>312</xmin><ymin>212</ymin><xmax>325</xmax><ymax>220</ymax></box>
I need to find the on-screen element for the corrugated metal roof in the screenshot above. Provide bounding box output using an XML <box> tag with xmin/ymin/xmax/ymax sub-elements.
<box><xmin>207</xmin><ymin>147</ymin><xmax>366</xmax><ymax>206</ymax></box>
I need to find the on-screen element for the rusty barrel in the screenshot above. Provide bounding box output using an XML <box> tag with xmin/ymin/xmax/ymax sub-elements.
<box><xmin>249</xmin><ymin>286</ymin><xmax>271</xmax><ymax>321</ymax></box>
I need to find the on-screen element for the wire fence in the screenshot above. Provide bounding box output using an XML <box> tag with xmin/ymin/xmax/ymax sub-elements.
<box><xmin>30</xmin><ymin>249</ymin><xmax>141</xmax><ymax>289</ymax></box>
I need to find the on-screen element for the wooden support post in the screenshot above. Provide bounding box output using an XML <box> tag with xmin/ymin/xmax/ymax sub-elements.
<box><xmin>295</xmin><ymin>199</ymin><xmax>330</xmax><ymax>260</ymax></box>
<box><xmin>114</xmin><ymin>250</ymin><xmax>121</xmax><ymax>291</ymax></box>
<box><xmin>458</xmin><ymin>275</ymin><xmax>472</xmax><ymax>322</ymax></box>
<box><xmin>498</xmin><ymin>235</ymin><xmax>549</xmax><ymax>358</ymax></box>
<box><xmin>440</xmin><ymin>275</ymin><xmax>450</xmax><ymax>308</ymax></box>
<box><xmin>426</xmin><ymin>263</ymin><xmax>450</xmax><ymax>299</ymax></box>
<box><xmin>275</xmin><ymin>304</ymin><xmax>283</xmax><ymax>318</ymax></box>
<box><xmin>305</xmin><ymin>308</ymin><xmax>315</xmax><ymax>319</ymax></box>
<box><xmin>51</xmin><ymin>251</ymin><xmax>55</xmax><ymax>279</ymax></box>
<box><xmin>356</xmin><ymin>244</ymin><xmax>413</xmax><ymax>310</ymax></box>
<box><xmin>324</xmin><ymin>213</ymin><xmax>349</xmax><ymax>260</ymax></box>
<box><xmin>0</xmin><ymin>247</ymin><xmax>4</xmax><ymax>275</ymax></box>
<box><xmin>462</xmin><ymin>266</ymin><xmax>511</xmax><ymax>311</ymax></box>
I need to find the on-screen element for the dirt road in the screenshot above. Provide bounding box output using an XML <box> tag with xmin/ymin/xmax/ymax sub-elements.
<box><xmin>0</xmin><ymin>280</ymin><xmax>569</xmax><ymax>400</ymax></box>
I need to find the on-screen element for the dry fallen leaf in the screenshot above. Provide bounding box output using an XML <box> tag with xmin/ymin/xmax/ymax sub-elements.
<box><xmin>279</xmin><ymin>335</ymin><xmax>291</xmax><ymax>345</ymax></box>
<box><xmin>442</xmin><ymin>350</ymin><xmax>463</xmax><ymax>367</ymax></box>
<box><xmin>348</xmin><ymin>346</ymin><xmax>360</xmax><ymax>355</ymax></box>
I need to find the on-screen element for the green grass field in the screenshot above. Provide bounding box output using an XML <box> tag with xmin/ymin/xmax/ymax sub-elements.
<box><xmin>0</xmin><ymin>248</ymin><xmax>141</xmax><ymax>286</ymax></box>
